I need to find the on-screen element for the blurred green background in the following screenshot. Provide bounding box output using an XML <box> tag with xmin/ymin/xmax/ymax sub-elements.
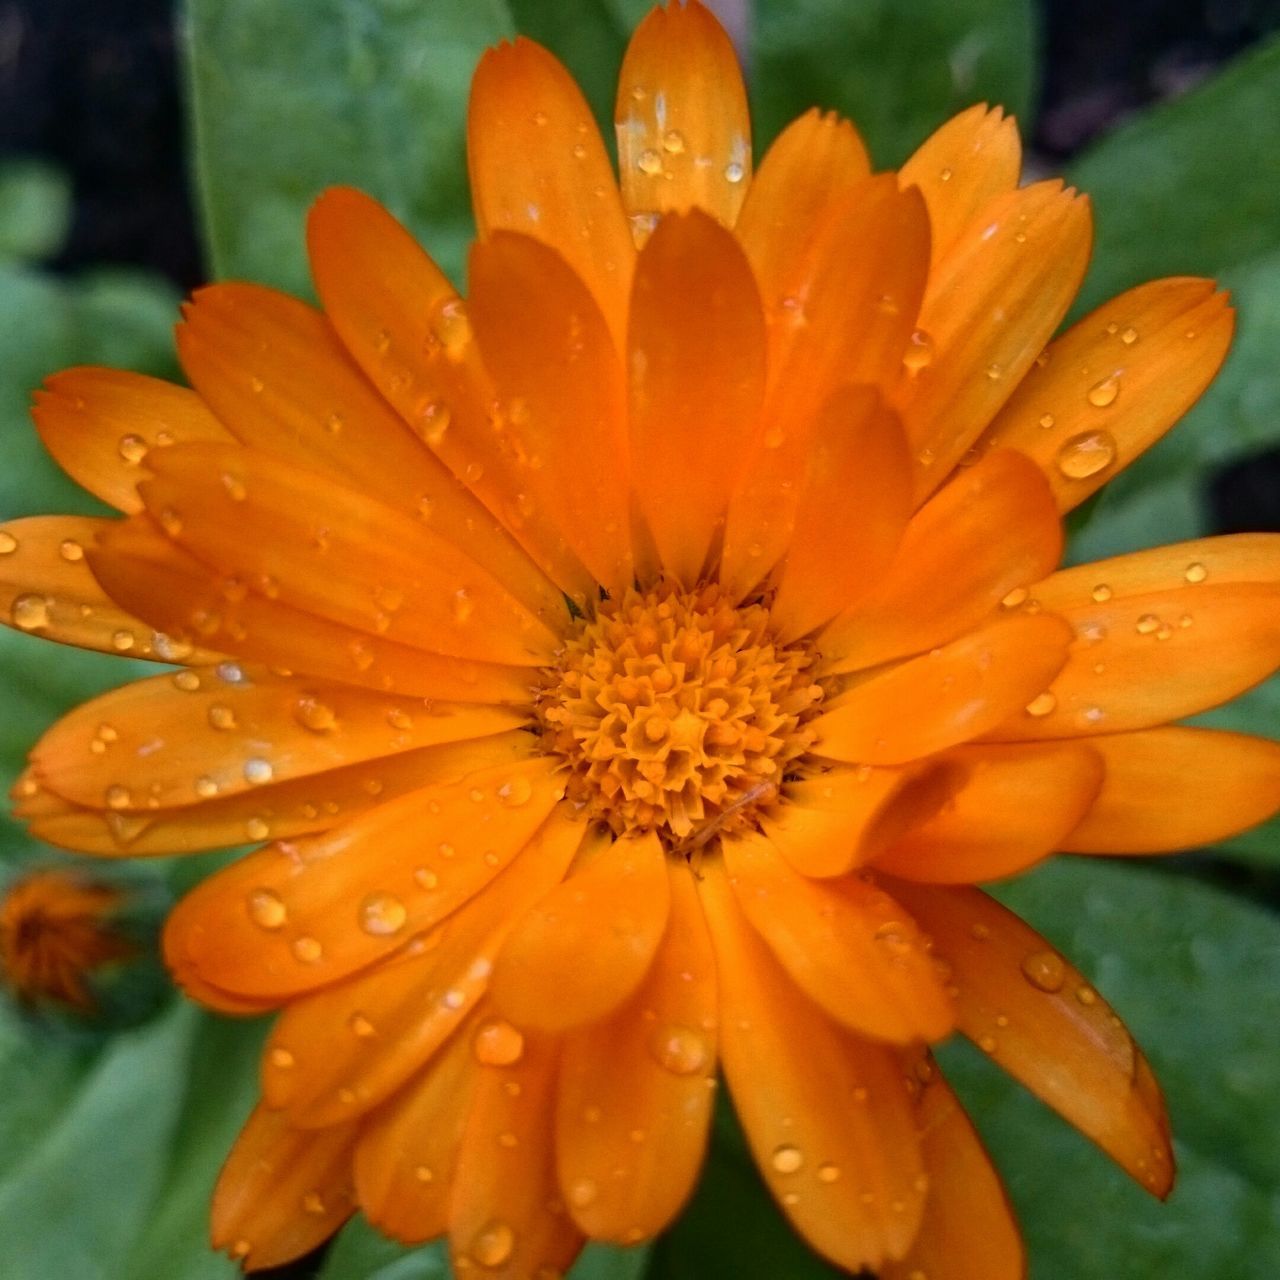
<box><xmin>1</xmin><ymin>1</ymin><xmax>1279</xmax><ymax>1277</ymax></box>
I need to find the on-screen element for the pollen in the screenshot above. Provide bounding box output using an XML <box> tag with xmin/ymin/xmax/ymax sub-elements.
<box><xmin>536</xmin><ymin>583</ymin><xmax>826</xmax><ymax>844</ymax></box>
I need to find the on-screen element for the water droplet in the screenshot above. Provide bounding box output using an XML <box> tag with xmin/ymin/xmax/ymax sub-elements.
<box><xmin>359</xmin><ymin>892</ymin><xmax>407</xmax><ymax>936</ymax></box>
<box><xmin>772</xmin><ymin>1144</ymin><xmax>804</xmax><ymax>1175</ymax></box>
<box><xmin>442</xmin><ymin>988</ymin><xmax>466</xmax><ymax>1010</ymax></box>
<box><xmin>474</xmin><ymin>1019</ymin><xmax>525</xmax><ymax>1066</ymax></box>
<box><xmin>568</xmin><ymin>1178</ymin><xmax>598</xmax><ymax>1208</ymax></box>
<box><xmin>985</xmin><ymin>363</ymin><xmax>1003</xmax><ymax>381</ymax></box>
<box><xmin>1135</xmin><ymin>614</ymin><xmax>1160</xmax><ymax>635</ymax></box>
<box><xmin>470</xmin><ymin>1220</ymin><xmax>515</xmax><ymax>1268</ymax></box>
<box><xmin>248</xmin><ymin>888</ymin><xmax>287</xmax><ymax>930</ymax></box>
<box><xmin>0</xmin><ymin>531</ymin><xmax>17</xmax><ymax>554</ymax></box>
<box><xmin>1184</xmin><ymin>562</ymin><xmax>1207</xmax><ymax>584</ymax></box>
<box><xmin>649</xmin><ymin>1023</ymin><xmax>709</xmax><ymax>1076</ymax></box>
<box><xmin>1024</xmin><ymin>691</ymin><xmax>1057</xmax><ymax>717</ymax></box>
<box><xmin>939</xmin><ymin>166</ymin><xmax>953</xmax><ymax>182</ymax></box>
<box><xmin>414</xmin><ymin>1164</ymin><xmax>433</xmax><ymax>1182</ymax></box>
<box><xmin>1075</xmin><ymin>984</ymin><xmax>1097</xmax><ymax>1006</ymax></box>
<box><xmin>194</xmin><ymin>775</ymin><xmax>219</xmax><ymax>798</ymax></box>
<box><xmin>118</xmin><ymin>434</ymin><xmax>148</xmax><ymax>464</ymax></box>
<box><xmin>431</xmin><ymin>299</ymin><xmax>472</xmax><ymax>358</ymax></box>
<box><xmin>349</xmin><ymin>1012</ymin><xmax>376</xmax><ymax>1038</ymax></box>
<box><xmin>417</xmin><ymin>400</ymin><xmax>451</xmax><ymax>447</ymax></box>
<box><xmin>1021</xmin><ymin>949</ymin><xmax>1065</xmax><ymax>992</ymax></box>
<box><xmin>173</xmin><ymin>670</ymin><xmax>201</xmax><ymax>692</ymax></box>
<box><xmin>11</xmin><ymin>593</ymin><xmax>50</xmax><ymax>630</ymax></box>
<box><xmin>105</xmin><ymin>783</ymin><xmax>131</xmax><ymax>810</ymax></box>
<box><xmin>208</xmin><ymin>703</ymin><xmax>237</xmax><ymax>731</ymax></box>
<box><xmin>1038</xmin><ymin>412</ymin><xmax>1055</xmax><ymax>429</ymax></box>
<box><xmin>497</xmin><ymin>775</ymin><xmax>533</xmax><ymax>808</ymax></box>
<box><xmin>978</xmin><ymin>1034</ymin><xmax>998</xmax><ymax>1053</ymax></box>
<box><xmin>1056</xmin><ymin>429</ymin><xmax>1117</xmax><ymax>479</ymax></box>
<box><xmin>902</xmin><ymin>329</ymin><xmax>934</xmax><ymax>373</ymax></box>
<box><xmin>1001</xmin><ymin>587</ymin><xmax>1029</xmax><ymax>609</ymax></box>
<box><xmin>1090</xmin><ymin>583</ymin><xmax>1112</xmax><ymax>603</ymax></box>
<box><xmin>230</xmin><ymin>1239</ymin><xmax>252</xmax><ymax>1260</ymax></box>
<box><xmin>724</xmin><ymin>160</ymin><xmax>745</xmax><ymax>184</ymax></box>
<box><xmin>246</xmin><ymin>817</ymin><xmax>270</xmax><ymax>840</ymax></box>
<box><xmin>244</xmin><ymin>757</ymin><xmax>273</xmax><ymax>785</ymax></box>
<box><xmin>413</xmin><ymin>866</ymin><xmax>439</xmax><ymax>890</ymax></box>
<box><xmin>1086</xmin><ymin>375</ymin><xmax>1121</xmax><ymax>408</ymax></box>
<box><xmin>662</xmin><ymin>129</ymin><xmax>685</xmax><ymax>154</ymax></box>
<box><xmin>293</xmin><ymin>936</ymin><xmax>322</xmax><ymax>963</ymax></box>
<box><xmin>269</xmin><ymin>1047</ymin><xmax>294</xmax><ymax>1069</ymax></box>
<box><xmin>295</xmin><ymin>695</ymin><xmax>337</xmax><ymax>733</ymax></box>
<box><xmin>453</xmin><ymin>589</ymin><xmax>475</xmax><ymax>624</ymax></box>
<box><xmin>816</xmin><ymin>1162</ymin><xmax>841</xmax><ymax>1183</ymax></box>
<box><xmin>386</xmin><ymin>707</ymin><xmax>412</xmax><ymax>731</ymax></box>
<box><xmin>1121</xmin><ymin>326</ymin><xmax>1138</xmax><ymax>345</ymax></box>
<box><xmin>58</xmin><ymin>538</ymin><xmax>84</xmax><ymax>562</ymax></box>
<box><xmin>221</xmin><ymin>472</ymin><xmax>248</xmax><ymax>501</ymax></box>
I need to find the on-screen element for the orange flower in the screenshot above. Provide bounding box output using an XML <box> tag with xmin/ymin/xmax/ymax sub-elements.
<box><xmin>3</xmin><ymin>1</ymin><xmax>1279</xmax><ymax>1274</ymax></box>
<box><xmin>0</xmin><ymin>868</ymin><xmax>136</xmax><ymax>1010</ymax></box>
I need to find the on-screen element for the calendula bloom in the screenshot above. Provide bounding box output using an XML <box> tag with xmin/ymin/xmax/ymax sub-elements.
<box><xmin>3</xmin><ymin>0</ymin><xmax>1280</xmax><ymax>1273</ymax></box>
<box><xmin>0</xmin><ymin>868</ymin><xmax>136</xmax><ymax>1010</ymax></box>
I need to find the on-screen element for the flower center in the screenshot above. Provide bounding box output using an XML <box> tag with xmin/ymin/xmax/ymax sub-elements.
<box><xmin>536</xmin><ymin>584</ymin><xmax>826</xmax><ymax>847</ymax></box>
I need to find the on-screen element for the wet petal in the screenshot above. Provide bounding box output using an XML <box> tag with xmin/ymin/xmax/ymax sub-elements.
<box><xmin>814</xmin><ymin>614</ymin><xmax>1074</xmax><ymax>765</ymax></box>
<box><xmin>556</xmin><ymin>857</ymin><xmax>717</xmax><ymax>1241</ymax></box>
<box><xmin>820</xmin><ymin>450</ymin><xmax>1062</xmax><ymax>674</ymax></box>
<box><xmin>449</xmin><ymin>1032</ymin><xmax>585</xmax><ymax>1278</ymax></box>
<box><xmin>468</xmin><ymin>232</ymin><xmax>632</xmax><ymax>593</ymax></box>
<box><xmin>771</xmin><ymin>386</ymin><xmax>913</xmax><ymax>641</ymax></box>
<box><xmin>889</xmin><ymin>880</ymin><xmax>1174</xmax><ymax>1197</ymax></box>
<box><xmin>468</xmin><ymin>37</ymin><xmax>633</xmax><ymax>346</ymax></box>
<box><xmin>138</xmin><ymin>443</ymin><xmax>559</xmax><ymax>664</ymax></box>
<box><xmin>0</xmin><ymin>515</ymin><xmax>221</xmax><ymax>663</ymax></box>
<box><xmin>354</xmin><ymin>1014</ymin><xmax>476</xmax><ymax>1244</ymax></box>
<box><xmin>628</xmin><ymin>210</ymin><xmax>765</xmax><ymax>585</ymax></box>
<box><xmin>698</xmin><ymin>858</ymin><xmax>928</xmax><ymax>1270</ymax></box>
<box><xmin>873</xmin><ymin>742</ymin><xmax>1104</xmax><ymax>883</ymax></box>
<box><xmin>879</xmin><ymin>1055</ymin><xmax>1024</xmax><ymax>1280</ymax></box>
<box><xmin>768</xmin><ymin>763</ymin><xmax>960</xmax><ymax>878</ymax></box>
<box><xmin>263</xmin><ymin>812</ymin><xmax>584</xmax><ymax>1127</ymax></box>
<box><xmin>898</xmin><ymin>104</ymin><xmax>1022</xmax><ymax>268</ymax></box>
<box><xmin>90</xmin><ymin>516</ymin><xmax>535</xmax><ymax>703</ymax></box>
<box><xmin>490</xmin><ymin>829</ymin><xmax>669</xmax><ymax>1031</ymax></box>
<box><xmin>979</xmin><ymin>278</ymin><xmax>1233</xmax><ymax>511</ymax></box>
<box><xmin>163</xmin><ymin>757</ymin><xmax>563</xmax><ymax>1000</ymax></box>
<box><xmin>615</xmin><ymin>0</ymin><xmax>751</xmax><ymax>241</ymax></box>
<box><xmin>31</xmin><ymin>367</ymin><xmax>232</xmax><ymax>514</ymax></box>
<box><xmin>904</xmin><ymin>181</ymin><xmax>1092</xmax><ymax>493</ymax></box>
<box><xmin>1063</xmin><ymin>727</ymin><xmax>1280</xmax><ymax>854</ymax></box>
<box><xmin>211</xmin><ymin>1103</ymin><xmax>357</xmax><ymax>1271</ymax></box>
<box><xmin>307</xmin><ymin>186</ymin><xmax>594</xmax><ymax>600</ymax></box>
<box><xmin>721</xmin><ymin>832</ymin><xmax>952</xmax><ymax>1043</ymax></box>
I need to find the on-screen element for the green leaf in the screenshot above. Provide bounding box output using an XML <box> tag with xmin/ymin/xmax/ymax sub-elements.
<box><xmin>1071</xmin><ymin>36</ymin><xmax>1280</xmax><ymax>314</ymax></box>
<box><xmin>185</xmin><ymin>0</ymin><xmax>518</xmax><ymax>294</ymax></box>
<box><xmin>939</xmin><ymin>857</ymin><xmax>1280</xmax><ymax>1279</ymax></box>
<box><xmin>751</xmin><ymin>0</ymin><xmax>1037</xmax><ymax>164</ymax></box>
<box><xmin>0</xmin><ymin>1001</ymin><xmax>200</xmax><ymax>1280</ymax></box>
<box><xmin>0</xmin><ymin>159</ymin><xmax>72</xmax><ymax>263</ymax></box>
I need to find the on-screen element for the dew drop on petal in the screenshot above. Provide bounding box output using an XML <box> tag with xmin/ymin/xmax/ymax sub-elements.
<box><xmin>245</xmin><ymin>817</ymin><xmax>270</xmax><ymax>840</ymax></box>
<box><xmin>269</xmin><ymin>1047</ymin><xmax>294</xmax><ymax>1069</ymax></box>
<box><xmin>771</xmin><ymin>1144</ymin><xmax>804</xmax><ymax>1175</ymax></box>
<box><xmin>349</xmin><ymin>1012</ymin><xmax>376</xmax><ymax>1039</ymax></box>
<box><xmin>902</xmin><ymin>329</ymin><xmax>934</xmax><ymax>373</ymax></box>
<box><xmin>1056</xmin><ymin>429</ymin><xmax>1117</xmax><ymax>479</ymax></box>
<box><xmin>359</xmin><ymin>892</ymin><xmax>407</xmax><ymax>937</ymax></box>
<box><xmin>1086</xmin><ymin>375</ymin><xmax>1121</xmax><ymax>408</ymax></box>
<box><xmin>1184</xmin><ymin>562</ymin><xmax>1208</xmax><ymax>584</ymax></box>
<box><xmin>1121</xmin><ymin>326</ymin><xmax>1138</xmax><ymax>345</ymax></box>
<box><xmin>118</xmin><ymin>434</ymin><xmax>148</xmax><ymax>464</ymax></box>
<box><xmin>195</xmin><ymin>775</ymin><xmax>219</xmax><ymax>799</ymax></box>
<box><xmin>1135</xmin><ymin>614</ymin><xmax>1161</xmax><ymax>635</ymax></box>
<box><xmin>0</xmin><ymin>530</ymin><xmax>16</xmax><ymax>554</ymax></box>
<box><xmin>648</xmin><ymin>1023</ymin><xmax>709</xmax><ymax>1076</ymax></box>
<box><xmin>497</xmin><ymin>775</ymin><xmax>533</xmax><ymax>808</ymax></box>
<box><xmin>11</xmin><ymin>594</ymin><xmax>50</xmax><ymax>631</ymax></box>
<box><xmin>105</xmin><ymin>783</ymin><xmax>131</xmax><ymax>810</ymax></box>
<box><xmin>1091</xmin><ymin>583</ymin><xmax>1112</xmax><ymax>603</ymax></box>
<box><xmin>173</xmin><ymin>669</ymin><xmax>201</xmax><ymax>692</ymax></box>
<box><xmin>1075</xmin><ymin>984</ymin><xmax>1098</xmax><ymax>1006</ymax></box>
<box><xmin>637</xmin><ymin>148</ymin><xmax>663</xmax><ymax>175</ymax></box>
<box><xmin>58</xmin><ymin>538</ymin><xmax>84</xmax><ymax>562</ymax></box>
<box><xmin>208</xmin><ymin>703</ymin><xmax>237</xmax><ymax>731</ymax></box>
<box><xmin>248</xmin><ymin>888</ymin><xmax>287</xmax><ymax>930</ymax></box>
<box><xmin>470</xmin><ymin>1220</ymin><xmax>515</xmax><ymax>1268</ymax></box>
<box><xmin>244</xmin><ymin>757</ymin><xmax>274</xmax><ymax>785</ymax></box>
<box><xmin>294</xmin><ymin>695</ymin><xmax>338</xmax><ymax>733</ymax></box>
<box><xmin>1024</xmin><ymin>691</ymin><xmax>1057</xmax><ymax>717</ymax></box>
<box><xmin>568</xmin><ymin>1178</ymin><xmax>598</xmax><ymax>1209</ymax></box>
<box><xmin>1038</xmin><ymin>412</ymin><xmax>1055</xmax><ymax>429</ymax></box>
<box><xmin>474</xmin><ymin>1019</ymin><xmax>525</xmax><ymax>1066</ymax></box>
<box><xmin>724</xmin><ymin>161</ymin><xmax>745</xmax><ymax>183</ymax></box>
<box><xmin>817</xmin><ymin>1162</ymin><xmax>841</xmax><ymax>1184</ymax></box>
<box><xmin>1020</xmin><ymin>949</ymin><xmax>1065</xmax><ymax>992</ymax></box>
<box><xmin>293</xmin><ymin>936</ymin><xmax>323</xmax><ymax>963</ymax></box>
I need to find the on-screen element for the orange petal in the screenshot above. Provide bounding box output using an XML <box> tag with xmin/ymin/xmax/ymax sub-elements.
<box><xmin>615</xmin><ymin>0</ymin><xmax>751</xmax><ymax>241</ymax></box>
<box><xmin>903</xmin><ymin>181</ymin><xmax>1093</xmax><ymax>493</ymax></box>
<box><xmin>263</xmin><ymin>812</ymin><xmax>584</xmax><ymax>1127</ymax></box>
<box><xmin>0</xmin><ymin>515</ymin><xmax>221</xmax><ymax>662</ymax></box>
<box><xmin>27</xmin><ymin>735</ymin><xmax>535</xmax><ymax>858</ymax></box>
<box><xmin>771</xmin><ymin>386</ymin><xmax>913</xmax><ymax>641</ymax></box>
<box><xmin>175</xmin><ymin>282</ymin><xmax>560</xmax><ymax>621</ymax></box>
<box><xmin>30</xmin><ymin>367</ymin><xmax>232</xmax><ymax>514</ymax></box>
<box><xmin>467</xmin><ymin>232</ymin><xmax>632</xmax><ymax>593</ymax></box>
<box><xmin>979</xmin><ymin>278</ymin><xmax>1233</xmax><ymax>511</ymax></box>
<box><xmin>898</xmin><ymin>104</ymin><xmax>1022</xmax><ymax>268</ymax></box>
<box><xmin>814</xmin><ymin>614</ymin><xmax>1073</xmax><ymax>765</ymax></box>
<box><xmin>735</xmin><ymin>107</ymin><xmax>871</xmax><ymax>303</ymax></box>
<box><xmin>721</xmin><ymin>831</ymin><xmax>952</xmax><ymax>1042</ymax></box>
<box><xmin>721</xmin><ymin>179</ymin><xmax>929</xmax><ymax>599</ymax></box>
<box><xmin>698</xmin><ymin>857</ymin><xmax>927</xmax><ymax>1270</ymax></box>
<box><xmin>29</xmin><ymin>668</ymin><xmax>525</xmax><ymax>813</ymax></box>
<box><xmin>449</xmin><ymin>1031</ymin><xmax>584</xmax><ymax>1278</ymax></box>
<box><xmin>556</xmin><ymin>858</ymin><xmax>717</xmax><ymax>1240</ymax></box>
<box><xmin>163</xmin><ymin>758</ymin><xmax>564</xmax><ymax>1000</ymax></box>
<box><xmin>768</xmin><ymin>763</ymin><xmax>961</xmax><ymax>878</ymax></box>
<box><xmin>490</xmin><ymin>830</ymin><xmax>669</xmax><ymax>1031</ymax></box>
<box><xmin>468</xmin><ymin>37</ymin><xmax>634</xmax><ymax>346</ymax></box>
<box><xmin>627</xmin><ymin>210</ymin><xmax>765</xmax><ymax>584</ymax></box>
<box><xmin>90</xmin><ymin>517</ymin><xmax>534</xmax><ymax>703</ymax></box>
<box><xmin>211</xmin><ymin>1103</ymin><xmax>357</xmax><ymax>1271</ymax></box>
<box><xmin>306</xmin><ymin>186</ymin><xmax>594</xmax><ymax>601</ymax></box>
<box><xmin>879</xmin><ymin>1055</ymin><xmax>1025</xmax><ymax>1280</ymax></box>
<box><xmin>138</xmin><ymin>443</ymin><xmax>559</xmax><ymax>665</ymax></box>
<box><xmin>354</xmin><ymin>1013</ymin><xmax>476</xmax><ymax>1244</ymax></box>
<box><xmin>889</xmin><ymin>879</ymin><xmax>1174</xmax><ymax>1197</ymax></box>
<box><xmin>873</xmin><ymin>742</ymin><xmax>1104</xmax><ymax>883</ymax></box>
<box><xmin>1063</xmin><ymin>727</ymin><xmax>1280</xmax><ymax>854</ymax></box>
<box><xmin>819</xmin><ymin>450</ymin><xmax>1063</xmax><ymax>674</ymax></box>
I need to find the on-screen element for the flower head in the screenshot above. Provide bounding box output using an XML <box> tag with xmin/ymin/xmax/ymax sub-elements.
<box><xmin>4</xmin><ymin>1</ymin><xmax>1280</xmax><ymax>1275</ymax></box>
